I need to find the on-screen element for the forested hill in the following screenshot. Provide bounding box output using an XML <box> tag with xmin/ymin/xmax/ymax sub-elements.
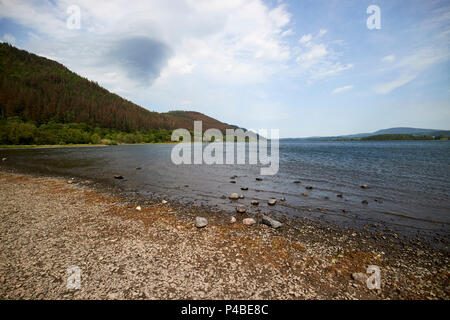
<box><xmin>0</xmin><ymin>43</ymin><xmax>233</xmax><ymax>132</ymax></box>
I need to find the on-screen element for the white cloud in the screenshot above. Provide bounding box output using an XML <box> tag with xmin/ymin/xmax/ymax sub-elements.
<box><xmin>382</xmin><ymin>55</ymin><xmax>395</xmax><ymax>62</ymax></box>
<box><xmin>318</xmin><ymin>29</ymin><xmax>327</xmax><ymax>37</ymax></box>
<box><xmin>0</xmin><ymin>0</ymin><xmax>298</xmax><ymax>89</ymax></box>
<box><xmin>299</xmin><ymin>34</ymin><xmax>312</xmax><ymax>44</ymax></box>
<box><xmin>332</xmin><ymin>85</ymin><xmax>354</xmax><ymax>94</ymax></box>
<box><xmin>374</xmin><ymin>47</ymin><xmax>449</xmax><ymax>94</ymax></box>
<box><xmin>281</xmin><ymin>29</ymin><xmax>294</xmax><ymax>37</ymax></box>
<box><xmin>296</xmin><ymin>43</ymin><xmax>327</xmax><ymax>68</ymax></box>
<box><xmin>374</xmin><ymin>74</ymin><xmax>417</xmax><ymax>94</ymax></box>
<box><xmin>295</xmin><ymin>29</ymin><xmax>353</xmax><ymax>81</ymax></box>
<box><xmin>2</xmin><ymin>33</ymin><xmax>16</xmax><ymax>45</ymax></box>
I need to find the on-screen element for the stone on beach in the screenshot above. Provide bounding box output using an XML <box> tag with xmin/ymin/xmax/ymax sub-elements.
<box><xmin>229</xmin><ymin>193</ymin><xmax>239</xmax><ymax>200</ymax></box>
<box><xmin>162</xmin><ymin>200</ymin><xmax>168</xmax><ymax>204</ymax></box>
<box><xmin>268</xmin><ymin>199</ymin><xmax>277</xmax><ymax>206</ymax></box>
<box><xmin>236</xmin><ymin>205</ymin><xmax>247</xmax><ymax>213</ymax></box>
<box><xmin>261</xmin><ymin>215</ymin><xmax>282</xmax><ymax>229</ymax></box>
<box><xmin>230</xmin><ymin>216</ymin><xmax>236</xmax><ymax>224</ymax></box>
<box><xmin>136</xmin><ymin>205</ymin><xmax>142</xmax><ymax>211</ymax></box>
<box><xmin>195</xmin><ymin>217</ymin><xmax>208</xmax><ymax>228</ymax></box>
<box><xmin>351</xmin><ymin>272</ymin><xmax>368</xmax><ymax>283</ymax></box>
<box><xmin>1</xmin><ymin>158</ymin><xmax>6</xmax><ymax>162</ymax></box>
<box><xmin>242</xmin><ymin>218</ymin><xmax>256</xmax><ymax>226</ymax></box>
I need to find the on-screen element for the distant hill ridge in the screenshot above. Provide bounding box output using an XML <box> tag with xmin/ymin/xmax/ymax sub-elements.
<box><xmin>0</xmin><ymin>43</ymin><xmax>235</xmax><ymax>132</ymax></box>
<box><xmin>283</xmin><ymin>127</ymin><xmax>450</xmax><ymax>141</ymax></box>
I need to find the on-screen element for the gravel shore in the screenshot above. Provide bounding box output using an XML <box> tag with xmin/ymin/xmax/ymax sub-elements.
<box><xmin>0</xmin><ymin>170</ymin><xmax>448</xmax><ymax>300</ymax></box>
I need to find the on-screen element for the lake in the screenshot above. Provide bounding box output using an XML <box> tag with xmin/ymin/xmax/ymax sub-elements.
<box><xmin>1</xmin><ymin>140</ymin><xmax>449</xmax><ymax>241</ymax></box>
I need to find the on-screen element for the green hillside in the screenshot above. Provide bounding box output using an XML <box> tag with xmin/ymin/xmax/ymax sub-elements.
<box><xmin>0</xmin><ymin>43</ymin><xmax>234</xmax><ymax>145</ymax></box>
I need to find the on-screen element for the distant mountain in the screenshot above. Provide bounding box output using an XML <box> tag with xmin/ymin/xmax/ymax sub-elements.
<box><xmin>0</xmin><ymin>43</ymin><xmax>235</xmax><ymax>132</ymax></box>
<box><xmin>372</xmin><ymin>127</ymin><xmax>450</xmax><ymax>136</ymax></box>
<box><xmin>283</xmin><ymin>127</ymin><xmax>450</xmax><ymax>141</ymax></box>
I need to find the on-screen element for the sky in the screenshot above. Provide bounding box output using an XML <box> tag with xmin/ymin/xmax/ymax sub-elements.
<box><xmin>0</xmin><ymin>0</ymin><xmax>449</xmax><ymax>138</ymax></box>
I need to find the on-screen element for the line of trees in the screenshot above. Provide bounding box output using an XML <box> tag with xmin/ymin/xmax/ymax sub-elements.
<box><xmin>0</xmin><ymin>117</ymin><xmax>172</xmax><ymax>145</ymax></box>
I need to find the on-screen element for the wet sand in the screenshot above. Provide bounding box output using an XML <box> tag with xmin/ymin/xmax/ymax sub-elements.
<box><xmin>0</xmin><ymin>170</ymin><xmax>448</xmax><ymax>300</ymax></box>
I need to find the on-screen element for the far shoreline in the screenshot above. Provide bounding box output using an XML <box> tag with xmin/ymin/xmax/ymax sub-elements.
<box><xmin>0</xmin><ymin>142</ymin><xmax>180</xmax><ymax>150</ymax></box>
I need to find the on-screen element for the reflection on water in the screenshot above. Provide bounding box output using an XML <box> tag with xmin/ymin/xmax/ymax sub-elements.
<box><xmin>1</xmin><ymin>141</ymin><xmax>449</xmax><ymax>240</ymax></box>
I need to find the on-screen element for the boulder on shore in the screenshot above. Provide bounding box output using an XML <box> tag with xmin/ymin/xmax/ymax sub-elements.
<box><xmin>351</xmin><ymin>272</ymin><xmax>368</xmax><ymax>284</ymax></box>
<box><xmin>261</xmin><ymin>215</ymin><xmax>283</xmax><ymax>229</ymax></box>
<box><xmin>243</xmin><ymin>218</ymin><xmax>256</xmax><ymax>226</ymax></box>
<box><xmin>195</xmin><ymin>217</ymin><xmax>208</xmax><ymax>228</ymax></box>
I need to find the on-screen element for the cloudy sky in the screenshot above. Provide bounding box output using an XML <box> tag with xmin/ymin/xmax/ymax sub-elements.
<box><xmin>1</xmin><ymin>0</ymin><xmax>449</xmax><ymax>137</ymax></box>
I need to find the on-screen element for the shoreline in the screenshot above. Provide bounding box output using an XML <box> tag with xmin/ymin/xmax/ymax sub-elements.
<box><xmin>0</xmin><ymin>168</ymin><xmax>448</xmax><ymax>299</ymax></box>
<box><xmin>0</xmin><ymin>142</ymin><xmax>181</xmax><ymax>150</ymax></box>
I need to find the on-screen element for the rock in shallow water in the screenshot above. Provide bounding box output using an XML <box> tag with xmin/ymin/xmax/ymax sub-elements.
<box><xmin>114</xmin><ymin>175</ymin><xmax>124</xmax><ymax>180</ymax></box>
<box><xmin>195</xmin><ymin>217</ymin><xmax>208</xmax><ymax>228</ymax></box>
<box><xmin>268</xmin><ymin>199</ymin><xmax>277</xmax><ymax>206</ymax></box>
<box><xmin>251</xmin><ymin>200</ymin><xmax>259</xmax><ymax>206</ymax></box>
<box><xmin>236</xmin><ymin>206</ymin><xmax>247</xmax><ymax>213</ymax></box>
<box><xmin>261</xmin><ymin>215</ymin><xmax>282</xmax><ymax>229</ymax></box>
<box><xmin>229</xmin><ymin>193</ymin><xmax>239</xmax><ymax>200</ymax></box>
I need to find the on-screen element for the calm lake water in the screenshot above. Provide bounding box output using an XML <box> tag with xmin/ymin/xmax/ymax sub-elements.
<box><xmin>1</xmin><ymin>140</ymin><xmax>449</xmax><ymax>241</ymax></box>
